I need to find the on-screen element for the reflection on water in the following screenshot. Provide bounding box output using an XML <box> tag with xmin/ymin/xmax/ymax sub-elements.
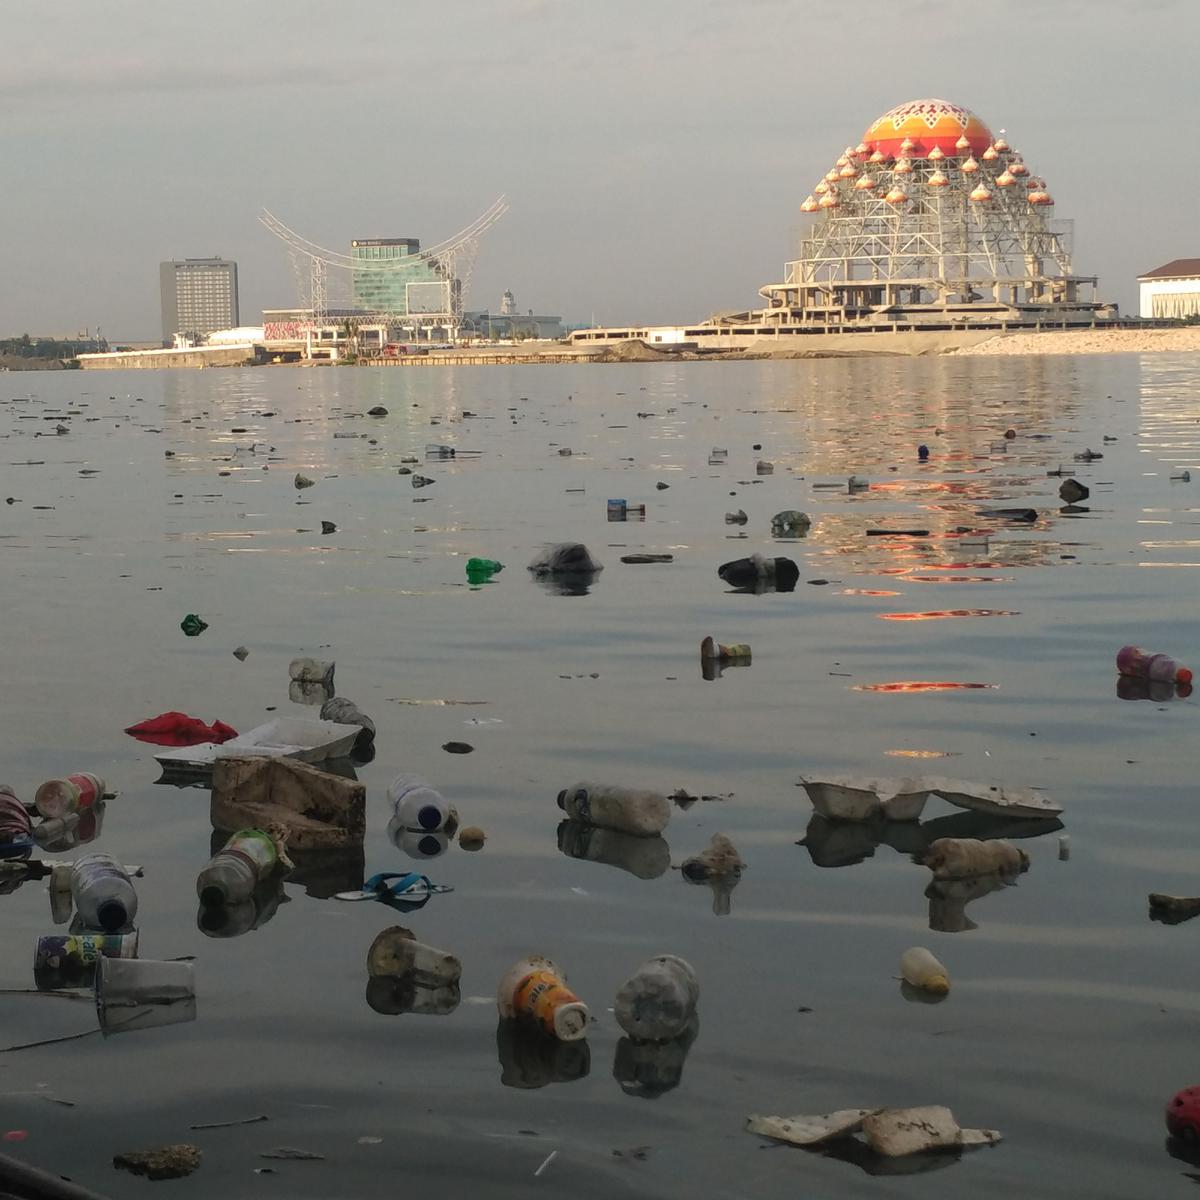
<box><xmin>613</xmin><ymin>1015</ymin><xmax>699</xmax><ymax>1098</ymax></box>
<box><xmin>557</xmin><ymin>820</ymin><xmax>670</xmax><ymax>879</ymax></box>
<box><xmin>496</xmin><ymin>1018</ymin><xmax>590</xmax><ymax>1088</ymax></box>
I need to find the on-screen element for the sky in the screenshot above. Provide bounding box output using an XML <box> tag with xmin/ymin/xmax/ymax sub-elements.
<box><xmin>2</xmin><ymin>0</ymin><xmax>1196</xmax><ymax>340</ymax></box>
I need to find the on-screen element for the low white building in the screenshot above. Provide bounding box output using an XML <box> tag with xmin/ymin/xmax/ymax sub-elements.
<box><xmin>1139</xmin><ymin>259</ymin><xmax>1200</xmax><ymax>319</ymax></box>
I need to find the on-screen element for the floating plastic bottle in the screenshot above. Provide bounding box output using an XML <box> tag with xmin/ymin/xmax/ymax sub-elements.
<box><xmin>1116</xmin><ymin>645</ymin><xmax>1192</xmax><ymax>686</ymax></box>
<box><xmin>196</xmin><ymin>829</ymin><xmax>277</xmax><ymax>907</ymax></box>
<box><xmin>615</xmin><ymin>955</ymin><xmax>699</xmax><ymax>1042</ymax></box>
<box><xmin>497</xmin><ymin>956</ymin><xmax>589</xmax><ymax>1041</ymax></box>
<box><xmin>367</xmin><ymin>926</ymin><xmax>461</xmax><ymax>985</ymax></box>
<box><xmin>700</xmin><ymin>637</ymin><xmax>751</xmax><ymax>662</ymax></box>
<box><xmin>319</xmin><ymin>696</ymin><xmax>376</xmax><ymax>754</ymax></box>
<box><xmin>387</xmin><ymin>775</ymin><xmax>459</xmax><ymax>835</ymax></box>
<box><xmin>466</xmin><ymin>557</ymin><xmax>504</xmax><ymax>584</ymax></box>
<box><xmin>465</xmin><ymin>557</ymin><xmax>503</xmax><ymax>575</ymax></box>
<box><xmin>70</xmin><ymin>853</ymin><xmax>138</xmax><ymax>933</ymax></box>
<box><xmin>34</xmin><ymin>773</ymin><xmax>105</xmax><ymax>820</ymax></box>
<box><xmin>900</xmin><ymin>946</ymin><xmax>950</xmax><ymax>995</ymax></box>
<box><xmin>556</xmin><ymin>782</ymin><xmax>670</xmax><ymax>838</ymax></box>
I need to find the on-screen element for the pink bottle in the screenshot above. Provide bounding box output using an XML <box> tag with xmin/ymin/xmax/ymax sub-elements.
<box><xmin>1116</xmin><ymin>646</ymin><xmax>1193</xmax><ymax>686</ymax></box>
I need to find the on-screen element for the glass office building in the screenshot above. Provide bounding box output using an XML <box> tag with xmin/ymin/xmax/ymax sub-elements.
<box><xmin>350</xmin><ymin>239</ymin><xmax>454</xmax><ymax>317</ymax></box>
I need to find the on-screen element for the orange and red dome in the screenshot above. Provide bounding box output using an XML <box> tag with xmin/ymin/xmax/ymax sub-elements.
<box><xmin>862</xmin><ymin>99</ymin><xmax>993</xmax><ymax>159</ymax></box>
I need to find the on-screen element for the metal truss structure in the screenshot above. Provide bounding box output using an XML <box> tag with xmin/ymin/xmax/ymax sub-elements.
<box><xmin>260</xmin><ymin>196</ymin><xmax>509</xmax><ymax>337</ymax></box>
<box><xmin>755</xmin><ymin>114</ymin><xmax>1111</xmax><ymax>330</ymax></box>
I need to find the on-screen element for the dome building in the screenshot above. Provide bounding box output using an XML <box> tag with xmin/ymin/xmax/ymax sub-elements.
<box><xmin>756</xmin><ymin>99</ymin><xmax>1115</xmax><ymax>331</ymax></box>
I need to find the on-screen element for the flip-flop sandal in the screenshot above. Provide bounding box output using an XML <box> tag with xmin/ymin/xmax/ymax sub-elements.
<box><xmin>334</xmin><ymin>872</ymin><xmax>454</xmax><ymax>908</ymax></box>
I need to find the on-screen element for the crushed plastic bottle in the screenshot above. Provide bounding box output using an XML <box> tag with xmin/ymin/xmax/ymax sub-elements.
<box><xmin>556</xmin><ymin>782</ymin><xmax>670</xmax><ymax>837</ymax></box>
<box><xmin>497</xmin><ymin>955</ymin><xmax>588</xmax><ymax>1041</ymax></box>
<box><xmin>900</xmin><ymin>946</ymin><xmax>950</xmax><ymax>996</ymax></box>
<box><xmin>1116</xmin><ymin>645</ymin><xmax>1192</xmax><ymax>686</ymax></box>
<box><xmin>388</xmin><ymin>775</ymin><xmax>459</xmax><ymax>835</ymax></box>
<box><xmin>319</xmin><ymin>696</ymin><xmax>376</xmax><ymax>754</ymax></box>
<box><xmin>71</xmin><ymin>853</ymin><xmax>138</xmax><ymax>932</ymax></box>
<box><xmin>614</xmin><ymin>955</ymin><xmax>699</xmax><ymax>1042</ymax></box>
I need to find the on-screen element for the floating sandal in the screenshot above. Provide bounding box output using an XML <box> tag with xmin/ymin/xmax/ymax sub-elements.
<box><xmin>334</xmin><ymin>871</ymin><xmax>454</xmax><ymax>911</ymax></box>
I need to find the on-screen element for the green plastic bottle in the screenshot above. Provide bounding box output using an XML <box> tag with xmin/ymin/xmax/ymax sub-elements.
<box><xmin>465</xmin><ymin>558</ymin><xmax>504</xmax><ymax>583</ymax></box>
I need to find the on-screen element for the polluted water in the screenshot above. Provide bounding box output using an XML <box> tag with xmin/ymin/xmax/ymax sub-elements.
<box><xmin>2</xmin><ymin>356</ymin><xmax>1200</xmax><ymax>1198</ymax></box>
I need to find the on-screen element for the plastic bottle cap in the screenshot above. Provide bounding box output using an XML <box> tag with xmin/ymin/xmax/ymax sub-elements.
<box><xmin>553</xmin><ymin>1001</ymin><xmax>589</xmax><ymax>1041</ymax></box>
<box><xmin>1178</xmin><ymin>668</ymin><xmax>1193</xmax><ymax>685</ymax></box>
<box><xmin>96</xmin><ymin>901</ymin><xmax>127</xmax><ymax>932</ymax></box>
<box><xmin>200</xmin><ymin>884</ymin><xmax>227</xmax><ymax>908</ymax></box>
<box><xmin>416</xmin><ymin>805</ymin><xmax>441</xmax><ymax>831</ymax></box>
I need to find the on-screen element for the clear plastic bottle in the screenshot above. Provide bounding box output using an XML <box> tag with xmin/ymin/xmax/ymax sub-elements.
<box><xmin>614</xmin><ymin>955</ymin><xmax>699</xmax><ymax>1042</ymax></box>
<box><xmin>1117</xmin><ymin>645</ymin><xmax>1192</xmax><ymax>685</ymax></box>
<box><xmin>556</xmin><ymin>783</ymin><xmax>670</xmax><ymax>837</ymax></box>
<box><xmin>387</xmin><ymin>775</ymin><xmax>459</xmax><ymax>835</ymax></box>
<box><xmin>196</xmin><ymin>829</ymin><xmax>277</xmax><ymax>906</ymax></box>
<box><xmin>70</xmin><ymin>853</ymin><xmax>138</xmax><ymax>933</ymax></box>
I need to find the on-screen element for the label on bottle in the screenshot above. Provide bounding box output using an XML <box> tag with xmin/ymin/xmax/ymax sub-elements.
<box><xmin>512</xmin><ymin>970</ymin><xmax>582</xmax><ymax>1037</ymax></box>
<box><xmin>220</xmin><ymin>830</ymin><xmax>277</xmax><ymax>878</ymax></box>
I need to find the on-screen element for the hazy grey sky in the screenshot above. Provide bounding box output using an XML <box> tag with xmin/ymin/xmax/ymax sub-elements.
<box><xmin>2</xmin><ymin>0</ymin><xmax>1195</xmax><ymax>338</ymax></box>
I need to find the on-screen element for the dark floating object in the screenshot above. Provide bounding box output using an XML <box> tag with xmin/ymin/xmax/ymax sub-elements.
<box><xmin>321</xmin><ymin>520</ymin><xmax>337</xmax><ymax>534</ymax></box>
<box><xmin>368</xmin><ymin>406</ymin><xmax>389</xmax><ymax>417</ymax></box>
<box><xmin>976</xmin><ymin>508</ymin><xmax>1038</xmax><ymax>522</ymax></box>
<box><xmin>621</xmin><ymin>554</ymin><xmax>673</xmax><ymax>564</ymax></box>
<box><xmin>718</xmin><ymin>554</ymin><xmax>798</xmax><ymax>593</ymax></box>
<box><xmin>866</xmin><ymin>529</ymin><xmax>929</xmax><ymax>537</ymax></box>
<box><xmin>442</xmin><ymin>742</ymin><xmax>474</xmax><ymax>755</ymax></box>
<box><xmin>1058</xmin><ymin>479</ymin><xmax>1089</xmax><ymax>504</ymax></box>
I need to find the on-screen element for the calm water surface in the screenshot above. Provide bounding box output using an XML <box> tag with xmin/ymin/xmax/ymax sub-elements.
<box><xmin>2</xmin><ymin>356</ymin><xmax>1199</xmax><ymax>1198</ymax></box>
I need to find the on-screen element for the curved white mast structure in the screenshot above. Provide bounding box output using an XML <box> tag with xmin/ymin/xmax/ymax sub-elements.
<box><xmin>260</xmin><ymin>196</ymin><xmax>509</xmax><ymax>334</ymax></box>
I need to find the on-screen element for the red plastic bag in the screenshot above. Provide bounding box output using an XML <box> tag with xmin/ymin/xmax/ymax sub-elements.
<box><xmin>125</xmin><ymin>712</ymin><xmax>238</xmax><ymax>747</ymax></box>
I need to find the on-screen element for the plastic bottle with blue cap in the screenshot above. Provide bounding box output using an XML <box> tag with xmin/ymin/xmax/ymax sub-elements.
<box><xmin>387</xmin><ymin>775</ymin><xmax>459</xmax><ymax>835</ymax></box>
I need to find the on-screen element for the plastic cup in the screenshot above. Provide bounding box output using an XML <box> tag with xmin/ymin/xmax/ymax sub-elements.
<box><xmin>95</xmin><ymin>958</ymin><xmax>196</xmax><ymax>1037</ymax></box>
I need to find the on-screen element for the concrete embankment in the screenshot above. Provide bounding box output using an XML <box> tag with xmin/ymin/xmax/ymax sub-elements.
<box><xmin>78</xmin><ymin>345</ymin><xmax>261</xmax><ymax>370</ymax></box>
<box><xmin>955</xmin><ymin>327</ymin><xmax>1200</xmax><ymax>355</ymax></box>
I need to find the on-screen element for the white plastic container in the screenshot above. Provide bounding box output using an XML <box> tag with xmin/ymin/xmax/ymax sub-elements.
<box><xmin>900</xmin><ymin>946</ymin><xmax>950</xmax><ymax>996</ymax></box>
<box><xmin>71</xmin><ymin>853</ymin><xmax>137</xmax><ymax>933</ymax></box>
<box><xmin>387</xmin><ymin>775</ymin><xmax>459</xmax><ymax>835</ymax></box>
<box><xmin>614</xmin><ymin>955</ymin><xmax>699</xmax><ymax>1042</ymax></box>
<box><xmin>556</xmin><ymin>782</ymin><xmax>670</xmax><ymax>837</ymax></box>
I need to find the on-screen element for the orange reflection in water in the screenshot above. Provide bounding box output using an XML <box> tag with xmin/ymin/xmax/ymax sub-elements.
<box><xmin>841</xmin><ymin>588</ymin><xmax>903</xmax><ymax>597</ymax></box>
<box><xmin>907</xmin><ymin>575</ymin><xmax>1012</xmax><ymax>584</ymax></box>
<box><xmin>853</xmin><ymin>681</ymin><xmax>998</xmax><ymax>693</ymax></box>
<box><xmin>885</xmin><ymin>749</ymin><xmax>960</xmax><ymax>758</ymax></box>
<box><xmin>878</xmin><ymin>609</ymin><xmax>1020</xmax><ymax>621</ymax></box>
